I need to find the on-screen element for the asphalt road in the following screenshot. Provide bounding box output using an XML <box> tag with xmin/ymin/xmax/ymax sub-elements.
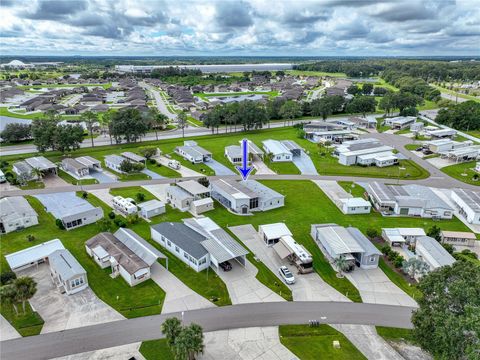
<box><xmin>0</xmin><ymin>302</ymin><xmax>415</xmax><ymax>360</ymax></box>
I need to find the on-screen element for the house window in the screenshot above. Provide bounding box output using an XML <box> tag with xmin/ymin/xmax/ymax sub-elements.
<box><xmin>167</xmin><ymin>240</ymin><xmax>171</xmax><ymax>246</ymax></box>
<box><xmin>184</xmin><ymin>252</ymin><xmax>189</xmax><ymax>259</ymax></box>
<box><xmin>71</xmin><ymin>280</ymin><xmax>76</xmax><ymax>288</ymax></box>
<box><xmin>175</xmin><ymin>246</ymin><xmax>180</xmax><ymax>253</ymax></box>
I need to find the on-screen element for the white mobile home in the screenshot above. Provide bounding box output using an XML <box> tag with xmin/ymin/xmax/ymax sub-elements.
<box><xmin>104</xmin><ymin>155</ymin><xmax>126</xmax><ymax>173</ymax></box>
<box><xmin>86</xmin><ymin>228</ymin><xmax>165</xmax><ymax>286</ymax></box>
<box><xmin>138</xmin><ymin>199</ymin><xmax>166</xmax><ymax>219</ymax></box>
<box><xmin>225</xmin><ymin>145</ymin><xmax>243</xmax><ymax>164</ymax></box>
<box><xmin>383</xmin><ymin>116</ymin><xmax>416</xmax><ymax>130</ymax></box>
<box><xmin>61</xmin><ymin>158</ymin><xmax>89</xmax><ymax>178</ymax></box>
<box><xmin>0</xmin><ymin>196</ymin><xmax>38</xmax><ymax>234</ymax></box>
<box><xmin>49</xmin><ymin>249</ymin><xmax>88</xmax><ymax>295</ymax></box>
<box><xmin>415</xmin><ymin>236</ymin><xmax>455</xmax><ymax>275</ymax></box>
<box><xmin>175</xmin><ymin>141</ymin><xmax>212</xmax><ymax>163</ymax></box>
<box><xmin>311</xmin><ymin>224</ymin><xmax>381</xmax><ymax>270</ymax></box>
<box><xmin>262</xmin><ymin>139</ymin><xmax>292</xmax><ymax>162</ymax></box>
<box><xmin>381</xmin><ymin>228</ymin><xmax>426</xmax><ymax>246</ymax></box>
<box><xmin>340</xmin><ymin>197</ymin><xmax>371</xmax><ymax>214</ymax></box>
<box><xmin>451</xmin><ymin>188</ymin><xmax>480</xmax><ymax>224</ymax></box>
<box><xmin>5</xmin><ymin>239</ymin><xmax>65</xmax><ymax>271</ymax></box>
<box><xmin>440</xmin><ymin>231</ymin><xmax>476</xmax><ymax>248</ymax></box>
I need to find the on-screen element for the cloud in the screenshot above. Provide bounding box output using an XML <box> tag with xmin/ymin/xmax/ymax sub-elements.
<box><xmin>0</xmin><ymin>0</ymin><xmax>478</xmax><ymax>56</ymax></box>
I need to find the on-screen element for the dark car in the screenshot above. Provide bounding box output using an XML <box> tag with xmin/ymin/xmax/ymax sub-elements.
<box><xmin>219</xmin><ymin>261</ymin><xmax>232</xmax><ymax>271</ymax></box>
<box><xmin>415</xmin><ymin>147</ymin><xmax>424</xmax><ymax>151</ymax></box>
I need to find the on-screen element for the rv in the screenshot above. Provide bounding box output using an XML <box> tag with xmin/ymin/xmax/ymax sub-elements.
<box><xmin>278</xmin><ymin>235</ymin><xmax>314</xmax><ymax>274</ymax></box>
<box><xmin>168</xmin><ymin>160</ymin><xmax>181</xmax><ymax>170</ymax></box>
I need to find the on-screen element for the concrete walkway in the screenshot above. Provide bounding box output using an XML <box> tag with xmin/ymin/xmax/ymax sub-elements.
<box><xmin>202</xmin><ymin>327</ymin><xmax>297</xmax><ymax>360</ymax></box>
<box><xmin>252</xmin><ymin>158</ymin><xmax>275</xmax><ymax>175</ymax></box>
<box><xmin>0</xmin><ymin>315</ymin><xmax>21</xmax><ymax>341</ymax></box>
<box><xmin>150</xmin><ymin>262</ymin><xmax>215</xmax><ymax>314</ymax></box>
<box><xmin>292</xmin><ymin>152</ymin><xmax>318</xmax><ymax>175</ymax></box>
<box><xmin>205</xmin><ymin>159</ymin><xmax>236</xmax><ymax>175</ymax></box>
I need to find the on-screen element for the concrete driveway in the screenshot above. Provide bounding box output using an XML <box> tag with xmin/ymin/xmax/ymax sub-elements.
<box><xmin>426</xmin><ymin>157</ymin><xmax>453</xmax><ymax>169</ymax></box>
<box><xmin>52</xmin><ymin>343</ymin><xmax>145</xmax><ymax>360</ymax></box>
<box><xmin>217</xmin><ymin>260</ymin><xmax>285</xmax><ymax>304</ymax></box>
<box><xmin>205</xmin><ymin>159</ymin><xmax>235</xmax><ymax>175</ymax></box>
<box><xmin>141</xmin><ymin>184</ymin><xmax>169</xmax><ymax>202</ymax></box>
<box><xmin>154</xmin><ymin>155</ymin><xmax>202</xmax><ymax>177</ymax></box>
<box><xmin>89</xmin><ymin>169</ymin><xmax>118</xmax><ymax>184</ymax></box>
<box><xmin>345</xmin><ymin>268</ymin><xmax>418</xmax><ymax>306</ymax></box>
<box><xmin>141</xmin><ymin>168</ymin><xmax>165</xmax><ymax>179</ymax></box>
<box><xmin>150</xmin><ymin>262</ymin><xmax>215</xmax><ymax>313</ymax></box>
<box><xmin>17</xmin><ymin>265</ymin><xmax>123</xmax><ymax>334</ymax></box>
<box><xmin>0</xmin><ymin>315</ymin><xmax>20</xmax><ymax>341</ymax></box>
<box><xmin>313</xmin><ymin>180</ymin><xmax>351</xmax><ymax>209</ymax></box>
<box><xmin>43</xmin><ymin>174</ymin><xmax>70</xmax><ymax>188</ymax></box>
<box><xmin>252</xmin><ymin>158</ymin><xmax>275</xmax><ymax>175</ymax></box>
<box><xmin>202</xmin><ymin>327</ymin><xmax>297</xmax><ymax>360</ymax></box>
<box><xmin>292</xmin><ymin>152</ymin><xmax>318</xmax><ymax>175</ymax></box>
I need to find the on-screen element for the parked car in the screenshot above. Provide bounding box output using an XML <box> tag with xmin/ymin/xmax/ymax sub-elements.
<box><xmin>422</xmin><ymin>149</ymin><xmax>433</xmax><ymax>155</ymax></box>
<box><xmin>415</xmin><ymin>147</ymin><xmax>424</xmax><ymax>151</ymax></box>
<box><xmin>219</xmin><ymin>261</ymin><xmax>232</xmax><ymax>272</ymax></box>
<box><xmin>168</xmin><ymin>160</ymin><xmax>181</xmax><ymax>170</ymax></box>
<box><xmin>279</xmin><ymin>266</ymin><xmax>295</xmax><ymax>284</ymax></box>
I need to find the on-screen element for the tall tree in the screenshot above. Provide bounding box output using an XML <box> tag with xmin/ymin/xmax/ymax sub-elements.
<box><xmin>80</xmin><ymin>111</ymin><xmax>98</xmax><ymax>148</ymax></box>
<box><xmin>162</xmin><ymin>317</ymin><xmax>182</xmax><ymax>347</ymax></box>
<box><xmin>279</xmin><ymin>100</ymin><xmax>302</xmax><ymax>126</ymax></box>
<box><xmin>362</xmin><ymin>83</ymin><xmax>374</xmax><ymax>95</ymax></box>
<box><xmin>346</xmin><ymin>96</ymin><xmax>377</xmax><ymax>117</ymax></box>
<box><xmin>177</xmin><ymin>112</ymin><xmax>188</xmax><ymax>138</ymax></box>
<box><xmin>13</xmin><ymin>277</ymin><xmax>37</xmax><ymax>313</ymax></box>
<box><xmin>146</xmin><ymin>108</ymin><xmax>168</xmax><ymax>140</ymax></box>
<box><xmin>31</xmin><ymin>117</ymin><xmax>57</xmax><ymax>152</ymax></box>
<box><xmin>412</xmin><ymin>261</ymin><xmax>480</xmax><ymax>360</ymax></box>
<box><xmin>110</xmin><ymin>108</ymin><xmax>150</xmax><ymax>143</ymax></box>
<box><xmin>173</xmin><ymin>324</ymin><xmax>205</xmax><ymax>360</ymax></box>
<box><xmin>0</xmin><ymin>284</ymin><xmax>19</xmax><ymax>315</ymax></box>
<box><xmin>52</xmin><ymin>124</ymin><xmax>85</xmax><ymax>153</ymax></box>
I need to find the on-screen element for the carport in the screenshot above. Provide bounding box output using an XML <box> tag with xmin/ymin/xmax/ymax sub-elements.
<box><xmin>5</xmin><ymin>239</ymin><xmax>65</xmax><ymax>271</ymax></box>
<box><xmin>281</xmin><ymin>140</ymin><xmax>302</xmax><ymax>157</ymax></box>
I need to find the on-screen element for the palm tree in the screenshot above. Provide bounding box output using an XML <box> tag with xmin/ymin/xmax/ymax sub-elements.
<box><xmin>161</xmin><ymin>317</ymin><xmax>182</xmax><ymax>347</ymax></box>
<box><xmin>81</xmin><ymin>111</ymin><xmax>98</xmax><ymax>148</ymax></box>
<box><xmin>13</xmin><ymin>276</ymin><xmax>37</xmax><ymax>313</ymax></box>
<box><xmin>0</xmin><ymin>284</ymin><xmax>19</xmax><ymax>315</ymax></box>
<box><xmin>100</xmin><ymin>110</ymin><xmax>113</xmax><ymax>145</ymax></box>
<box><xmin>32</xmin><ymin>167</ymin><xmax>44</xmax><ymax>183</ymax></box>
<box><xmin>148</xmin><ymin>109</ymin><xmax>168</xmax><ymax>141</ymax></box>
<box><xmin>173</xmin><ymin>325</ymin><xmax>204</xmax><ymax>360</ymax></box>
<box><xmin>333</xmin><ymin>256</ymin><xmax>350</xmax><ymax>277</ymax></box>
<box><xmin>177</xmin><ymin>112</ymin><xmax>188</xmax><ymax>138</ymax></box>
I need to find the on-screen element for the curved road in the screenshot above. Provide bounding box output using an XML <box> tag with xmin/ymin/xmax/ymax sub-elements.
<box><xmin>0</xmin><ymin>302</ymin><xmax>415</xmax><ymax>360</ymax></box>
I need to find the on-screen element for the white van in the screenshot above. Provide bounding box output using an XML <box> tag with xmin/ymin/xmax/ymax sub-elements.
<box><xmin>168</xmin><ymin>160</ymin><xmax>181</xmax><ymax>170</ymax></box>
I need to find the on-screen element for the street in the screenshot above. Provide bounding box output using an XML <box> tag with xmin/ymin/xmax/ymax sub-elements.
<box><xmin>0</xmin><ymin>301</ymin><xmax>415</xmax><ymax>360</ymax></box>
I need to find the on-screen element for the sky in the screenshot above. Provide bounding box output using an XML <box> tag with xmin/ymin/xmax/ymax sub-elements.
<box><xmin>1</xmin><ymin>0</ymin><xmax>479</xmax><ymax>57</ymax></box>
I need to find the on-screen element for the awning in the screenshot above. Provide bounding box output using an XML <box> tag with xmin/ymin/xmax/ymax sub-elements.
<box><xmin>273</xmin><ymin>241</ymin><xmax>292</xmax><ymax>259</ymax></box>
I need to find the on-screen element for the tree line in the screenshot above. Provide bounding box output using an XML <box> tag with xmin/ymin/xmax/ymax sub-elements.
<box><xmin>436</xmin><ymin>101</ymin><xmax>480</xmax><ymax>131</ymax></box>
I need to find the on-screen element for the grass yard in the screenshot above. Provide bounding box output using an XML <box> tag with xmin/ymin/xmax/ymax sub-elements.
<box><xmin>109</xmin><ymin>186</ymin><xmax>156</xmax><ymax>202</ymax></box>
<box><xmin>430</xmin><ymin>84</ymin><xmax>480</xmax><ymax>103</ymax></box>
<box><xmin>0</xmin><ymin>107</ymin><xmax>79</xmax><ymax>120</ymax></box>
<box><xmin>0</xmin><ymin>302</ymin><xmax>44</xmax><ymax>337</ymax></box>
<box><xmin>465</xmin><ymin>130</ymin><xmax>480</xmax><ymax>139</ymax></box>
<box><xmin>248</xmin><ymin>254</ymin><xmax>293</xmax><ymax>301</ymax></box>
<box><xmin>378</xmin><ymin>258</ymin><xmax>422</xmax><ymax>300</ymax></box>
<box><xmin>57</xmin><ymin>169</ymin><xmax>98</xmax><ymax>185</ymax></box>
<box><xmin>263</xmin><ymin>156</ymin><xmax>301</xmax><ymax>175</ymax></box>
<box><xmin>337</xmin><ymin>181</ymin><xmax>367</xmax><ymax>198</ymax></box>
<box><xmin>376</xmin><ymin>118</ymin><xmax>391</xmax><ymax>133</ymax></box>
<box><xmin>140</xmin><ymin>339</ymin><xmax>174</xmax><ymax>360</ymax></box>
<box><xmin>441</xmin><ymin>161</ymin><xmax>480</xmax><ymax>186</ymax></box>
<box><xmin>376</xmin><ymin>326</ymin><xmax>415</xmax><ymax>343</ymax></box>
<box><xmin>0</xmin><ymin>196</ymin><xmax>167</xmax><ymax>323</ymax></box>
<box><xmin>279</xmin><ymin>324</ymin><xmax>367</xmax><ymax>360</ymax></box>
<box><xmin>146</xmin><ymin>162</ymin><xmax>181</xmax><ymax>178</ymax></box>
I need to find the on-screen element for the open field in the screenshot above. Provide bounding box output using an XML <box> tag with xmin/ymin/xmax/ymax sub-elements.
<box><xmin>279</xmin><ymin>324</ymin><xmax>367</xmax><ymax>360</ymax></box>
<box><xmin>431</xmin><ymin>84</ymin><xmax>480</xmax><ymax>103</ymax></box>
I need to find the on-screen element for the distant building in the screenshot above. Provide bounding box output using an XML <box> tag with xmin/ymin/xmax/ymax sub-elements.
<box><xmin>381</xmin><ymin>228</ymin><xmax>426</xmax><ymax>247</ymax></box>
<box><xmin>0</xmin><ymin>197</ymin><xmax>38</xmax><ymax>234</ymax></box>
<box><xmin>383</xmin><ymin>116</ymin><xmax>416</xmax><ymax>130</ymax></box>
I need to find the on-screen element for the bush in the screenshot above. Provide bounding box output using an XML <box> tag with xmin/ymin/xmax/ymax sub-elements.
<box><xmin>381</xmin><ymin>244</ymin><xmax>391</xmax><ymax>256</ymax></box>
<box><xmin>149</xmin><ymin>159</ymin><xmax>156</xmax><ymax>165</ymax></box>
<box><xmin>394</xmin><ymin>256</ymin><xmax>405</xmax><ymax>268</ymax></box>
<box><xmin>114</xmin><ymin>218</ymin><xmax>126</xmax><ymax>227</ymax></box>
<box><xmin>461</xmin><ymin>249</ymin><xmax>478</xmax><ymax>259</ymax></box>
<box><xmin>0</xmin><ymin>271</ymin><xmax>17</xmax><ymax>285</ymax></box>
<box><xmin>55</xmin><ymin>218</ymin><xmax>65</xmax><ymax>230</ymax></box>
<box><xmin>366</xmin><ymin>228</ymin><xmax>379</xmax><ymax>239</ymax></box>
<box><xmin>136</xmin><ymin>192</ymin><xmax>146</xmax><ymax>202</ymax></box>
<box><xmin>108</xmin><ymin>211</ymin><xmax>116</xmax><ymax>219</ymax></box>
<box><xmin>26</xmin><ymin>234</ymin><xmax>35</xmax><ymax>242</ymax></box>
<box><xmin>388</xmin><ymin>250</ymin><xmax>400</xmax><ymax>261</ymax></box>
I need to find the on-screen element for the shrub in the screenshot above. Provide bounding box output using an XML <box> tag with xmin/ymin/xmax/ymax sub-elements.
<box><xmin>26</xmin><ymin>234</ymin><xmax>35</xmax><ymax>242</ymax></box>
<box><xmin>149</xmin><ymin>159</ymin><xmax>156</xmax><ymax>165</ymax></box>
<box><xmin>108</xmin><ymin>211</ymin><xmax>116</xmax><ymax>219</ymax></box>
<box><xmin>55</xmin><ymin>219</ymin><xmax>65</xmax><ymax>230</ymax></box>
<box><xmin>0</xmin><ymin>271</ymin><xmax>17</xmax><ymax>285</ymax></box>
<box><xmin>381</xmin><ymin>244</ymin><xmax>391</xmax><ymax>256</ymax></box>
<box><xmin>388</xmin><ymin>250</ymin><xmax>400</xmax><ymax>261</ymax></box>
<box><xmin>136</xmin><ymin>192</ymin><xmax>146</xmax><ymax>202</ymax></box>
<box><xmin>366</xmin><ymin>228</ymin><xmax>379</xmax><ymax>239</ymax></box>
<box><xmin>394</xmin><ymin>256</ymin><xmax>405</xmax><ymax>268</ymax></box>
<box><xmin>114</xmin><ymin>218</ymin><xmax>126</xmax><ymax>227</ymax></box>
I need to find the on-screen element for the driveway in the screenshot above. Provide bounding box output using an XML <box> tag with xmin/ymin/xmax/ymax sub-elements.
<box><xmin>252</xmin><ymin>158</ymin><xmax>275</xmax><ymax>175</ymax></box>
<box><xmin>205</xmin><ymin>159</ymin><xmax>235</xmax><ymax>175</ymax></box>
<box><xmin>292</xmin><ymin>152</ymin><xmax>318</xmax><ymax>175</ymax></box>
<box><xmin>141</xmin><ymin>168</ymin><xmax>165</xmax><ymax>179</ymax></box>
<box><xmin>43</xmin><ymin>174</ymin><xmax>70</xmax><ymax>188</ymax></box>
<box><xmin>345</xmin><ymin>268</ymin><xmax>418</xmax><ymax>306</ymax></box>
<box><xmin>52</xmin><ymin>344</ymin><xmax>145</xmax><ymax>360</ymax></box>
<box><xmin>150</xmin><ymin>262</ymin><xmax>215</xmax><ymax>313</ymax></box>
<box><xmin>313</xmin><ymin>180</ymin><xmax>352</xmax><ymax>208</ymax></box>
<box><xmin>202</xmin><ymin>327</ymin><xmax>297</xmax><ymax>360</ymax></box>
<box><xmin>426</xmin><ymin>157</ymin><xmax>453</xmax><ymax>169</ymax></box>
<box><xmin>88</xmin><ymin>189</ymin><xmax>116</xmax><ymax>213</ymax></box>
<box><xmin>89</xmin><ymin>169</ymin><xmax>118</xmax><ymax>184</ymax></box>
<box><xmin>216</xmin><ymin>260</ymin><xmax>284</xmax><ymax>304</ymax></box>
<box><xmin>0</xmin><ymin>315</ymin><xmax>20</xmax><ymax>341</ymax></box>
<box><xmin>154</xmin><ymin>155</ymin><xmax>202</xmax><ymax>177</ymax></box>
<box><xmin>141</xmin><ymin>184</ymin><xmax>169</xmax><ymax>202</ymax></box>
<box><xmin>16</xmin><ymin>265</ymin><xmax>124</xmax><ymax>334</ymax></box>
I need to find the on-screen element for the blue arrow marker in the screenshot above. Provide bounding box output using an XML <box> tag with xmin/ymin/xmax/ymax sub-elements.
<box><xmin>236</xmin><ymin>139</ymin><xmax>253</xmax><ymax>181</ymax></box>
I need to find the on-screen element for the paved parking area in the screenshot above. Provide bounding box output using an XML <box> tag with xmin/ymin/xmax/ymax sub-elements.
<box><xmin>141</xmin><ymin>168</ymin><xmax>165</xmax><ymax>179</ymax></box>
<box><xmin>17</xmin><ymin>265</ymin><xmax>123</xmax><ymax>334</ymax></box>
<box><xmin>228</xmin><ymin>224</ymin><xmax>348</xmax><ymax>302</ymax></box>
<box><xmin>292</xmin><ymin>152</ymin><xmax>318</xmax><ymax>175</ymax></box>
<box><xmin>205</xmin><ymin>159</ymin><xmax>235</xmax><ymax>175</ymax></box>
<box><xmin>203</xmin><ymin>327</ymin><xmax>297</xmax><ymax>360</ymax></box>
<box><xmin>345</xmin><ymin>268</ymin><xmax>418</xmax><ymax>306</ymax></box>
<box><xmin>150</xmin><ymin>262</ymin><xmax>214</xmax><ymax>313</ymax></box>
<box><xmin>0</xmin><ymin>181</ymin><xmax>19</xmax><ymax>192</ymax></box>
<box><xmin>34</xmin><ymin>192</ymin><xmax>97</xmax><ymax>219</ymax></box>
<box><xmin>217</xmin><ymin>260</ymin><xmax>284</xmax><ymax>304</ymax></box>
<box><xmin>89</xmin><ymin>169</ymin><xmax>118</xmax><ymax>183</ymax></box>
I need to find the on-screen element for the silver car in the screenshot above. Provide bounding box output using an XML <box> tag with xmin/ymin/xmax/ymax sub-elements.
<box><xmin>279</xmin><ymin>266</ymin><xmax>295</xmax><ymax>284</ymax></box>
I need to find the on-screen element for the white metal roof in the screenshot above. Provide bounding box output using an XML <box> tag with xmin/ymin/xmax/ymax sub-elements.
<box><xmin>343</xmin><ymin>197</ymin><xmax>371</xmax><ymax>207</ymax></box>
<box><xmin>49</xmin><ymin>249</ymin><xmax>86</xmax><ymax>280</ymax></box>
<box><xmin>25</xmin><ymin>156</ymin><xmax>57</xmax><ymax>171</ymax></box>
<box><xmin>5</xmin><ymin>239</ymin><xmax>65</xmax><ymax>270</ymax></box>
<box><xmin>416</xmin><ymin>236</ymin><xmax>455</xmax><ymax>269</ymax></box>
<box><xmin>313</xmin><ymin>225</ymin><xmax>365</xmax><ymax>255</ymax></box>
<box><xmin>177</xmin><ymin>180</ymin><xmax>210</xmax><ymax>195</ymax></box>
<box><xmin>138</xmin><ymin>199</ymin><xmax>165</xmax><ymax>212</ymax></box>
<box><xmin>262</xmin><ymin>139</ymin><xmax>291</xmax><ymax>155</ymax></box>
<box><xmin>259</xmin><ymin>223</ymin><xmax>292</xmax><ymax>240</ymax></box>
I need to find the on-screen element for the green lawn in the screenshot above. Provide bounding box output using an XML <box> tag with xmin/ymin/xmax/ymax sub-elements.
<box><xmin>0</xmin><ymin>107</ymin><xmax>80</xmax><ymax>120</ymax></box>
<box><xmin>465</xmin><ymin>130</ymin><xmax>480</xmax><ymax>139</ymax></box>
<box><xmin>0</xmin><ymin>302</ymin><xmax>44</xmax><ymax>337</ymax></box>
<box><xmin>146</xmin><ymin>162</ymin><xmax>181</xmax><ymax>178</ymax></box>
<box><xmin>431</xmin><ymin>84</ymin><xmax>480</xmax><ymax>103</ymax></box>
<box><xmin>140</xmin><ymin>339</ymin><xmax>174</xmax><ymax>360</ymax></box>
<box><xmin>57</xmin><ymin>169</ymin><xmax>98</xmax><ymax>185</ymax></box>
<box><xmin>279</xmin><ymin>325</ymin><xmax>367</xmax><ymax>360</ymax></box>
<box><xmin>378</xmin><ymin>258</ymin><xmax>422</xmax><ymax>300</ymax></box>
<box><xmin>109</xmin><ymin>186</ymin><xmax>156</xmax><ymax>202</ymax></box>
<box><xmin>337</xmin><ymin>181</ymin><xmax>367</xmax><ymax>198</ymax></box>
<box><xmin>376</xmin><ymin>326</ymin><xmax>415</xmax><ymax>343</ymax></box>
<box><xmin>0</xmin><ymin>196</ymin><xmax>167</xmax><ymax>323</ymax></box>
<box><xmin>264</xmin><ymin>156</ymin><xmax>301</xmax><ymax>175</ymax></box>
<box><xmin>441</xmin><ymin>161</ymin><xmax>480</xmax><ymax>186</ymax></box>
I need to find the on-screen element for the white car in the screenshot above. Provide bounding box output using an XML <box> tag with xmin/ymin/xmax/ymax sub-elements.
<box><xmin>279</xmin><ymin>266</ymin><xmax>295</xmax><ymax>285</ymax></box>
